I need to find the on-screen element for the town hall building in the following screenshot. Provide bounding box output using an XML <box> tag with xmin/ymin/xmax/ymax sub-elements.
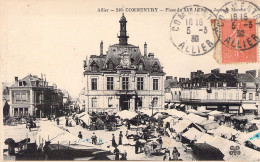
<box><xmin>83</xmin><ymin>14</ymin><xmax>165</xmax><ymax>113</ymax></box>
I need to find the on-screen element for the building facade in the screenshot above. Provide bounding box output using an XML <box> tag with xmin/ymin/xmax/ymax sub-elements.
<box><xmin>166</xmin><ymin>69</ymin><xmax>260</xmax><ymax>115</ymax></box>
<box><xmin>83</xmin><ymin>14</ymin><xmax>165</xmax><ymax>113</ymax></box>
<box><xmin>9</xmin><ymin>75</ymin><xmax>64</xmax><ymax>118</ymax></box>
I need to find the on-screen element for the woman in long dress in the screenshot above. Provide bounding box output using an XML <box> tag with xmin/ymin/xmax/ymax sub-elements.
<box><xmin>112</xmin><ymin>134</ymin><xmax>117</xmax><ymax>147</ymax></box>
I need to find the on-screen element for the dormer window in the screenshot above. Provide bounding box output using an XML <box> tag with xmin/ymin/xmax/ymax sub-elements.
<box><xmin>108</xmin><ymin>62</ymin><xmax>114</xmax><ymax>70</ymax></box>
<box><xmin>91</xmin><ymin>62</ymin><xmax>99</xmax><ymax>71</ymax></box>
<box><xmin>138</xmin><ymin>62</ymin><xmax>144</xmax><ymax>71</ymax></box>
<box><xmin>19</xmin><ymin>81</ymin><xmax>22</xmax><ymax>86</ymax></box>
<box><xmin>153</xmin><ymin>62</ymin><xmax>159</xmax><ymax>72</ymax></box>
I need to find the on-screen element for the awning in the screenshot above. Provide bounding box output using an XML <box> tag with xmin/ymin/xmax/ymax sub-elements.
<box><xmin>182</xmin><ymin>127</ymin><xmax>203</xmax><ymax>141</ymax></box>
<box><xmin>175</xmin><ymin>103</ymin><xmax>180</xmax><ymax>107</ymax></box>
<box><xmin>172</xmin><ymin>119</ymin><xmax>192</xmax><ymax>134</ymax></box>
<box><xmin>242</xmin><ymin>104</ymin><xmax>257</xmax><ymax>110</ymax></box>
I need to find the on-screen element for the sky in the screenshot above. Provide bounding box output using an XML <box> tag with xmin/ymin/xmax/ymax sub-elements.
<box><xmin>1</xmin><ymin>0</ymin><xmax>260</xmax><ymax>98</ymax></box>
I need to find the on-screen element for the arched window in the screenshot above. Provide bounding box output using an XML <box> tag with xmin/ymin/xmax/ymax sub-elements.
<box><xmin>152</xmin><ymin>97</ymin><xmax>158</xmax><ymax>107</ymax></box>
<box><xmin>108</xmin><ymin>97</ymin><xmax>112</xmax><ymax>107</ymax></box>
<box><xmin>91</xmin><ymin>97</ymin><xmax>97</xmax><ymax>107</ymax></box>
<box><xmin>138</xmin><ymin>62</ymin><xmax>144</xmax><ymax>71</ymax></box>
<box><xmin>153</xmin><ymin>62</ymin><xmax>159</xmax><ymax>72</ymax></box>
<box><xmin>91</xmin><ymin>62</ymin><xmax>99</xmax><ymax>71</ymax></box>
<box><xmin>108</xmin><ymin>61</ymin><xmax>114</xmax><ymax>70</ymax></box>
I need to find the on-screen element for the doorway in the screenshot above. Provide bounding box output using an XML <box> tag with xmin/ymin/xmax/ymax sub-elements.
<box><xmin>119</xmin><ymin>95</ymin><xmax>131</xmax><ymax>111</ymax></box>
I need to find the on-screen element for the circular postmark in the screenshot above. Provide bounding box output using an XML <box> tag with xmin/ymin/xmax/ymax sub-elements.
<box><xmin>170</xmin><ymin>5</ymin><xmax>219</xmax><ymax>56</ymax></box>
<box><xmin>216</xmin><ymin>0</ymin><xmax>260</xmax><ymax>51</ymax></box>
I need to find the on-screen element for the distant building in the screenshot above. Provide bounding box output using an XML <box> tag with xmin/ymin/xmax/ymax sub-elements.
<box><xmin>9</xmin><ymin>74</ymin><xmax>65</xmax><ymax>118</ymax></box>
<box><xmin>173</xmin><ymin>69</ymin><xmax>260</xmax><ymax>115</ymax></box>
<box><xmin>2</xmin><ymin>82</ymin><xmax>13</xmax><ymax>117</ymax></box>
<box><xmin>82</xmin><ymin>14</ymin><xmax>165</xmax><ymax>113</ymax></box>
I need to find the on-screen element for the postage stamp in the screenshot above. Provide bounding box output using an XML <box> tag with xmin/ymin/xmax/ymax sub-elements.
<box><xmin>213</xmin><ymin>0</ymin><xmax>260</xmax><ymax>64</ymax></box>
<box><xmin>170</xmin><ymin>5</ymin><xmax>219</xmax><ymax>56</ymax></box>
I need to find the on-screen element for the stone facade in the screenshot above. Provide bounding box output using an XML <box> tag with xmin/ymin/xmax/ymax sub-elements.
<box><xmin>83</xmin><ymin>14</ymin><xmax>165</xmax><ymax>113</ymax></box>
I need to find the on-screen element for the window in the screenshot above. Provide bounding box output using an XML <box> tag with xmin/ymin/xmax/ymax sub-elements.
<box><xmin>153</xmin><ymin>62</ymin><xmax>159</xmax><ymax>72</ymax></box>
<box><xmin>137</xmin><ymin>97</ymin><xmax>142</xmax><ymax>107</ymax></box>
<box><xmin>153</xmin><ymin>97</ymin><xmax>158</xmax><ymax>107</ymax></box>
<box><xmin>107</xmin><ymin>77</ymin><xmax>114</xmax><ymax>90</ymax></box>
<box><xmin>242</xmin><ymin>93</ymin><xmax>246</xmax><ymax>100</ymax></box>
<box><xmin>14</xmin><ymin>108</ymin><xmax>18</xmax><ymax>116</ymax></box>
<box><xmin>19</xmin><ymin>81</ymin><xmax>22</xmax><ymax>86</ymax></box>
<box><xmin>108</xmin><ymin>62</ymin><xmax>114</xmax><ymax>70</ymax></box>
<box><xmin>249</xmin><ymin>93</ymin><xmax>253</xmax><ymax>100</ymax></box>
<box><xmin>21</xmin><ymin>93</ymin><xmax>27</xmax><ymax>101</ymax></box>
<box><xmin>138</xmin><ymin>62</ymin><xmax>144</xmax><ymax>71</ymax></box>
<box><xmin>108</xmin><ymin>97</ymin><xmax>112</xmax><ymax>107</ymax></box>
<box><xmin>16</xmin><ymin>94</ymin><xmax>21</xmax><ymax>102</ymax></box>
<box><xmin>137</xmin><ymin>77</ymin><xmax>144</xmax><ymax>90</ymax></box>
<box><xmin>255</xmin><ymin>93</ymin><xmax>259</xmax><ymax>101</ymax></box>
<box><xmin>229</xmin><ymin>93</ymin><xmax>233</xmax><ymax>100</ymax></box>
<box><xmin>91</xmin><ymin>97</ymin><xmax>97</xmax><ymax>107</ymax></box>
<box><xmin>236</xmin><ymin>93</ymin><xmax>239</xmax><ymax>100</ymax></box>
<box><xmin>91</xmin><ymin>78</ymin><xmax>97</xmax><ymax>90</ymax></box>
<box><xmin>24</xmin><ymin>108</ymin><xmax>28</xmax><ymax>116</ymax></box>
<box><xmin>91</xmin><ymin>63</ymin><xmax>99</xmax><ymax>71</ymax></box>
<box><xmin>122</xmin><ymin>77</ymin><xmax>129</xmax><ymax>90</ymax></box>
<box><xmin>223</xmin><ymin>92</ymin><xmax>226</xmax><ymax>100</ymax></box>
<box><xmin>215</xmin><ymin>92</ymin><xmax>218</xmax><ymax>100</ymax></box>
<box><xmin>207</xmin><ymin>93</ymin><xmax>210</xmax><ymax>100</ymax></box>
<box><xmin>153</xmin><ymin>79</ymin><xmax>159</xmax><ymax>90</ymax></box>
<box><xmin>19</xmin><ymin>108</ymin><xmax>23</xmax><ymax>116</ymax></box>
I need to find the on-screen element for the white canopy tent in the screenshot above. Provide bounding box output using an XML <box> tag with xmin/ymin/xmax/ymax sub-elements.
<box><xmin>116</xmin><ymin>110</ymin><xmax>137</xmax><ymax>120</ymax></box>
<box><xmin>165</xmin><ymin>109</ymin><xmax>187</xmax><ymax>118</ymax></box>
<box><xmin>182</xmin><ymin>127</ymin><xmax>204</xmax><ymax>141</ymax></box>
<box><xmin>172</xmin><ymin>119</ymin><xmax>192</xmax><ymax>134</ymax></box>
<box><xmin>183</xmin><ymin>113</ymin><xmax>207</xmax><ymax>124</ymax></box>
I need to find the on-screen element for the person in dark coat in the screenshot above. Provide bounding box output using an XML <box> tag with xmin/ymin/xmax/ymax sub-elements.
<box><xmin>91</xmin><ymin>133</ymin><xmax>97</xmax><ymax>145</ymax></box>
<box><xmin>127</xmin><ymin>120</ymin><xmax>131</xmax><ymax>130</ymax></box>
<box><xmin>157</xmin><ymin>137</ymin><xmax>163</xmax><ymax>146</ymax></box>
<box><xmin>135</xmin><ymin>138</ymin><xmax>140</xmax><ymax>154</ymax></box>
<box><xmin>112</xmin><ymin>134</ymin><xmax>117</xmax><ymax>147</ymax></box>
<box><xmin>172</xmin><ymin>147</ymin><xmax>180</xmax><ymax>160</ymax></box>
<box><xmin>66</xmin><ymin>117</ymin><xmax>69</xmax><ymax>127</ymax></box>
<box><xmin>56</xmin><ymin>118</ymin><xmax>60</xmax><ymax>125</ymax></box>
<box><xmin>120</xmin><ymin>150</ymin><xmax>127</xmax><ymax>160</ymax></box>
<box><xmin>119</xmin><ymin>131</ymin><xmax>123</xmax><ymax>145</ymax></box>
<box><xmin>113</xmin><ymin>146</ymin><xmax>120</xmax><ymax>160</ymax></box>
<box><xmin>78</xmin><ymin>131</ymin><xmax>82</xmax><ymax>139</ymax></box>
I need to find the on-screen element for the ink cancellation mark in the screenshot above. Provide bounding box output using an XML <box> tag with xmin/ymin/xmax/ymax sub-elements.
<box><xmin>170</xmin><ymin>5</ymin><xmax>219</xmax><ymax>56</ymax></box>
<box><xmin>214</xmin><ymin>0</ymin><xmax>260</xmax><ymax>64</ymax></box>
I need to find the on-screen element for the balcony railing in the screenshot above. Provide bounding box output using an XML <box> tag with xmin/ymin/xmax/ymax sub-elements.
<box><xmin>180</xmin><ymin>98</ymin><xmax>242</xmax><ymax>104</ymax></box>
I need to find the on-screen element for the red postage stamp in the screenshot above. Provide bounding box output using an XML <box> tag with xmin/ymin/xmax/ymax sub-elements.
<box><xmin>212</xmin><ymin>0</ymin><xmax>260</xmax><ymax>64</ymax></box>
<box><xmin>221</xmin><ymin>19</ymin><xmax>258</xmax><ymax>63</ymax></box>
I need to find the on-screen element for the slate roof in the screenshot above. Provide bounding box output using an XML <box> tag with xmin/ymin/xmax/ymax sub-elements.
<box><xmin>237</xmin><ymin>73</ymin><xmax>256</xmax><ymax>83</ymax></box>
<box><xmin>84</xmin><ymin>15</ymin><xmax>164</xmax><ymax>75</ymax></box>
<box><xmin>11</xmin><ymin>75</ymin><xmax>44</xmax><ymax>87</ymax></box>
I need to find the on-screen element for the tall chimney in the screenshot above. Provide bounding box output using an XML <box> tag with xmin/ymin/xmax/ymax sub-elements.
<box><xmin>100</xmin><ymin>41</ymin><xmax>103</xmax><ymax>56</ymax></box>
<box><xmin>144</xmin><ymin>42</ymin><xmax>147</xmax><ymax>56</ymax></box>
<box><xmin>15</xmin><ymin>77</ymin><xmax>18</xmax><ymax>84</ymax></box>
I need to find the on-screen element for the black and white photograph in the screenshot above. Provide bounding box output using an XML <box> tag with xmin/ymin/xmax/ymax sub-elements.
<box><xmin>1</xmin><ymin>0</ymin><xmax>260</xmax><ymax>161</ymax></box>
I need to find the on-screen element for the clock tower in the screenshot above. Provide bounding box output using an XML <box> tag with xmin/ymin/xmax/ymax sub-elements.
<box><xmin>118</xmin><ymin>13</ymin><xmax>129</xmax><ymax>45</ymax></box>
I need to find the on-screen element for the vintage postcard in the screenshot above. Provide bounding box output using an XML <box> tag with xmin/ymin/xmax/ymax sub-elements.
<box><xmin>1</xmin><ymin>0</ymin><xmax>260</xmax><ymax>161</ymax></box>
